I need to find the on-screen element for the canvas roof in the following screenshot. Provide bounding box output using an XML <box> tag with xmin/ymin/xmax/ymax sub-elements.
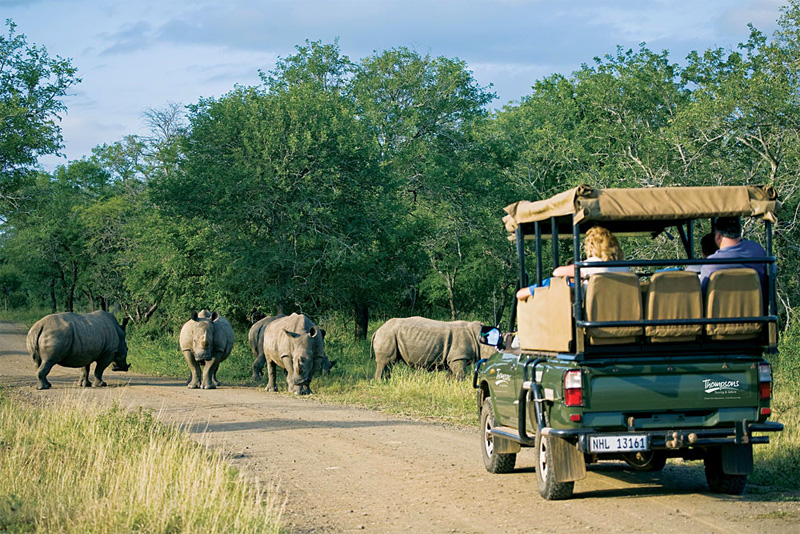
<box><xmin>503</xmin><ymin>185</ymin><xmax>779</xmax><ymax>234</ymax></box>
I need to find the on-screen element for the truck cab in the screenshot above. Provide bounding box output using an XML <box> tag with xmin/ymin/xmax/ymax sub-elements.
<box><xmin>474</xmin><ymin>185</ymin><xmax>783</xmax><ymax>500</ymax></box>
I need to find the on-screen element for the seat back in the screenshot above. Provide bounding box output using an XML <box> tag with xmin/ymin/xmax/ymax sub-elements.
<box><xmin>645</xmin><ymin>271</ymin><xmax>703</xmax><ymax>342</ymax></box>
<box><xmin>705</xmin><ymin>268</ymin><xmax>763</xmax><ymax>340</ymax></box>
<box><xmin>517</xmin><ymin>277</ymin><xmax>573</xmax><ymax>352</ymax></box>
<box><xmin>584</xmin><ymin>272</ymin><xmax>643</xmax><ymax>345</ymax></box>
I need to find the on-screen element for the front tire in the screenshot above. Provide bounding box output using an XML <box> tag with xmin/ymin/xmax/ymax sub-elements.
<box><xmin>535</xmin><ymin>431</ymin><xmax>574</xmax><ymax>500</ymax></box>
<box><xmin>480</xmin><ymin>398</ymin><xmax>516</xmax><ymax>474</ymax></box>
<box><xmin>704</xmin><ymin>451</ymin><xmax>747</xmax><ymax>495</ymax></box>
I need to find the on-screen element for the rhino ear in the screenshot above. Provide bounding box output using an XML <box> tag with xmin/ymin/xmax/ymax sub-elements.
<box><xmin>211</xmin><ymin>311</ymin><xmax>219</xmax><ymax>322</ymax></box>
<box><xmin>191</xmin><ymin>311</ymin><xmax>199</xmax><ymax>321</ymax></box>
<box><xmin>121</xmin><ymin>317</ymin><xmax>130</xmax><ymax>331</ymax></box>
<box><xmin>321</xmin><ymin>328</ymin><xmax>327</xmax><ymax>338</ymax></box>
<box><xmin>309</xmin><ymin>326</ymin><xmax>319</xmax><ymax>338</ymax></box>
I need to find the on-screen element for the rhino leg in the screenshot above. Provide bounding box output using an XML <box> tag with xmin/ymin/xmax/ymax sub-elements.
<box><xmin>78</xmin><ymin>365</ymin><xmax>92</xmax><ymax>387</ymax></box>
<box><xmin>92</xmin><ymin>357</ymin><xmax>112</xmax><ymax>387</ymax></box>
<box><xmin>35</xmin><ymin>359</ymin><xmax>56</xmax><ymax>390</ymax></box>
<box><xmin>282</xmin><ymin>355</ymin><xmax>299</xmax><ymax>394</ymax></box>
<box><xmin>202</xmin><ymin>357</ymin><xmax>221</xmax><ymax>389</ymax></box>
<box><xmin>183</xmin><ymin>350</ymin><xmax>202</xmax><ymax>389</ymax></box>
<box><xmin>448</xmin><ymin>359</ymin><xmax>470</xmax><ymax>380</ymax></box>
<box><xmin>252</xmin><ymin>352</ymin><xmax>266</xmax><ymax>383</ymax></box>
<box><xmin>374</xmin><ymin>358</ymin><xmax>394</xmax><ymax>380</ymax></box>
<box><xmin>265</xmin><ymin>360</ymin><xmax>278</xmax><ymax>392</ymax></box>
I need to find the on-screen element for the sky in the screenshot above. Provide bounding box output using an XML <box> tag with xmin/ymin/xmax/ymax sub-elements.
<box><xmin>2</xmin><ymin>0</ymin><xmax>788</xmax><ymax>170</ymax></box>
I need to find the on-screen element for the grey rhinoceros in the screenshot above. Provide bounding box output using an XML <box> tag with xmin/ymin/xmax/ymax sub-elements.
<box><xmin>371</xmin><ymin>317</ymin><xmax>496</xmax><ymax>380</ymax></box>
<box><xmin>260</xmin><ymin>313</ymin><xmax>326</xmax><ymax>395</ymax></box>
<box><xmin>26</xmin><ymin>311</ymin><xmax>130</xmax><ymax>390</ymax></box>
<box><xmin>179</xmin><ymin>310</ymin><xmax>234</xmax><ymax>389</ymax></box>
<box><xmin>250</xmin><ymin>314</ymin><xmax>335</xmax><ymax>385</ymax></box>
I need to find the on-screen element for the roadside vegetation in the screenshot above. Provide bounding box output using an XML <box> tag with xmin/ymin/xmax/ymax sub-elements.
<box><xmin>7</xmin><ymin>309</ymin><xmax>796</xmax><ymax>490</ymax></box>
<box><xmin>0</xmin><ymin>389</ymin><xmax>283</xmax><ymax>534</ymax></box>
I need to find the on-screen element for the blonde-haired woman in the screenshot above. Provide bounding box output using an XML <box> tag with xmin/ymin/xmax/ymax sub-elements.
<box><xmin>516</xmin><ymin>226</ymin><xmax>628</xmax><ymax>300</ymax></box>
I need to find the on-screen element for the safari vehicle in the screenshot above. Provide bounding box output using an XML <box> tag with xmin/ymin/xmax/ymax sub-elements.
<box><xmin>474</xmin><ymin>185</ymin><xmax>784</xmax><ymax>500</ymax></box>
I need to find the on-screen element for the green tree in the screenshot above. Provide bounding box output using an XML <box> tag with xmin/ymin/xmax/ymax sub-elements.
<box><xmin>352</xmin><ymin>47</ymin><xmax>498</xmax><ymax>320</ymax></box>
<box><xmin>0</xmin><ymin>19</ymin><xmax>79</xmax><ymax>216</ymax></box>
<box><xmin>154</xmin><ymin>41</ymin><xmax>382</xmax><ymax>335</ymax></box>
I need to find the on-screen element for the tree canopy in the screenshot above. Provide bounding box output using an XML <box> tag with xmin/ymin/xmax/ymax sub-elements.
<box><xmin>4</xmin><ymin>3</ymin><xmax>800</xmax><ymax>335</ymax></box>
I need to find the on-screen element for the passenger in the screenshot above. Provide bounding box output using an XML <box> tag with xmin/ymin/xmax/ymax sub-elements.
<box><xmin>516</xmin><ymin>226</ymin><xmax>628</xmax><ymax>300</ymax></box>
<box><xmin>698</xmin><ymin>217</ymin><xmax>766</xmax><ymax>293</ymax></box>
<box><xmin>685</xmin><ymin>232</ymin><xmax>719</xmax><ymax>273</ymax></box>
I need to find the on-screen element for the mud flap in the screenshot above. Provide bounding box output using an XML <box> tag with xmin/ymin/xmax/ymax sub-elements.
<box><xmin>550</xmin><ymin>436</ymin><xmax>587</xmax><ymax>483</ymax></box>
<box><xmin>494</xmin><ymin>436</ymin><xmax>521</xmax><ymax>454</ymax></box>
<box><xmin>721</xmin><ymin>444</ymin><xmax>753</xmax><ymax>475</ymax></box>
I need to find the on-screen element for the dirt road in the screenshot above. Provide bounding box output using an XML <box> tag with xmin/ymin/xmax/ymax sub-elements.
<box><xmin>2</xmin><ymin>321</ymin><xmax>798</xmax><ymax>533</ymax></box>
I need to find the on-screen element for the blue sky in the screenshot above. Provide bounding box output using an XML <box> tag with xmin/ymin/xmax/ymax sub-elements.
<box><xmin>3</xmin><ymin>0</ymin><xmax>786</xmax><ymax>170</ymax></box>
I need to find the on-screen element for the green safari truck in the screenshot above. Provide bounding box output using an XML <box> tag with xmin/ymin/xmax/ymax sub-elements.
<box><xmin>474</xmin><ymin>185</ymin><xmax>783</xmax><ymax>500</ymax></box>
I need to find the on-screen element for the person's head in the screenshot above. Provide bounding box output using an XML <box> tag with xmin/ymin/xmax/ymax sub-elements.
<box><xmin>584</xmin><ymin>226</ymin><xmax>624</xmax><ymax>261</ymax></box>
<box><xmin>700</xmin><ymin>232</ymin><xmax>719</xmax><ymax>258</ymax></box>
<box><xmin>714</xmin><ymin>217</ymin><xmax>742</xmax><ymax>240</ymax></box>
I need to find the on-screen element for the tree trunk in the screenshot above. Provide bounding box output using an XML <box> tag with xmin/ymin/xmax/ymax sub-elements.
<box><xmin>354</xmin><ymin>303</ymin><xmax>369</xmax><ymax>340</ymax></box>
<box><xmin>50</xmin><ymin>279</ymin><xmax>57</xmax><ymax>313</ymax></box>
<box><xmin>64</xmin><ymin>262</ymin><xmax>77</xmax><ymax>313</ymax></box>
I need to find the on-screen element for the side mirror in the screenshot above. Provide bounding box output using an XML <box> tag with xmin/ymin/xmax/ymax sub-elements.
<box><xmin>479</xmin><ymin>325</ymin><xmax>503</xmax><ymax>348</ymax></box>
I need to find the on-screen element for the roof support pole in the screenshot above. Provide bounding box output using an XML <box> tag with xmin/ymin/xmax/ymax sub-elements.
<box><xmin>551</xmin><ymin>216</ymin><xmax>559</xmax><ymax>273</ymax></box>
<box><xmin>535</xmin><ymin>221</ymin><xmax>543</xmax><ymax>286</ymax></box>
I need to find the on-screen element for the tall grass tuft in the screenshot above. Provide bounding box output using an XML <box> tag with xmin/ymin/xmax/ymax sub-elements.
<box><xmin>0</xmin><ymin>391</ymin><xmax>283</xmax><ymax>533</ymax></box>
<box><xmin>753</xmin><ymin>325</ymin><xmax>800</xmax><ymax>489</ymax></box>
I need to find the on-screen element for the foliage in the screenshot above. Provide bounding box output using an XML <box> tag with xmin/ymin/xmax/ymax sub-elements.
<box><xmin>5</xmin><ymin>4</ymin><xmax>800</xmax><ymax>337</ymax></box>
<box><xmin>0</xmin><ymin>19</ymin><xmax>79</xmax><ymax>216</ymax></box>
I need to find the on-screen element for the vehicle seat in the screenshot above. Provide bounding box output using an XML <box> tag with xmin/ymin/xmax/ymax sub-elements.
<box><xmin>584</xmin><ymin>272</ymin><xmax>643</xmax><ymax>345</ymax></box>
<box><xmin>517</xmin><ymin>276</ymin><xmax>573</xmax><ymax>352</ymax></box>
<box><xmin>705</xmin><ymin>268</ymin><xmax>763</xmax><ymax>340</ymax></box>
<box><xmin>645</xmin><ymin>271</ymin><xmax>703</xmax><ymax>342</ymax></box>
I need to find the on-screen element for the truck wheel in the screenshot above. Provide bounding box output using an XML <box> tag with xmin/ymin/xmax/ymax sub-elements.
<box><xmin>535</xmin><ymin>431</ymin><xmax>574</xmax><ymax>500</ymax></box>
<box><xmin>480</xmin><ymin>398</ymin><xmax>516</xmax><ymax>474</ymax></box>
<box><xmin>623</xmin><ymin>450</ymin><xmax>667</xmax><ymax>472</ymax></box>
<box><xmin>704</xmin><ymin>452</ymin><xmax>747</xmax><ymax>495</ymax></box>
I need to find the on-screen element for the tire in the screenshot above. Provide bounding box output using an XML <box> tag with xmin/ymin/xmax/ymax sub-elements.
<box><xmin>480</xmin><ymin>398</ymin><xmax>516</xmax><ymax>474</ymax></box>
<box><xmin>704</xmin><ymin>451</ymin><xmax>747</xmax><ymax>495</ymax></box>
<box><xmin>623</xmin><ymin>450</ymin><xmax>668</xmax><ymax>472</ymax></box>
<box><xmin>535</xmin><ymin>430</ymin><xmax>574</xmax><ymax>500</ymax></box>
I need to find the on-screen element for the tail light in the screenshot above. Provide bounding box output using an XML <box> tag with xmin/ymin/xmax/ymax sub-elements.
<box><xmin>564</xmin><ymin>369</ymin><xmax>583</xmax><ymax>407</ymax></box>
<box><xmin>758</xmin><ymin>362</ymin><xmax>772</xmax><ymax>401</ymax></box>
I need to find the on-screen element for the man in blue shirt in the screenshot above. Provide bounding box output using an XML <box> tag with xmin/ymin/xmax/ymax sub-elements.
<box><xmin>699</xmin><ymin>217</ymin><xmax>766</xmax><ymax>293</ymax></box>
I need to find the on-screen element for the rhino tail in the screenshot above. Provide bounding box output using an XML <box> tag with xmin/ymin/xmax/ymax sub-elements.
<box><xmin>369</xmin><ymin>330</ymin><xmax>378</xmax><ymax>361</ymax></box>
<box><xmin>27</xmin><ymin>323</ymin><xmax>44</xmax><ymax>366</ymax></box>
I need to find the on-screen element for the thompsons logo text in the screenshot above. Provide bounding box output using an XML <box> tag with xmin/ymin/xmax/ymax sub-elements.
<box><xmin>703</xmin><ymin>379</ymin><xmax>740</xmax><ymax>394</ymax></box>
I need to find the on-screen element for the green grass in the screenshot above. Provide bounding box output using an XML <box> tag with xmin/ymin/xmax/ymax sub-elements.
<box><xmin>0</xmin><ymin>389</ymin><xmax>283</xmax><ymax>534</ymax></box>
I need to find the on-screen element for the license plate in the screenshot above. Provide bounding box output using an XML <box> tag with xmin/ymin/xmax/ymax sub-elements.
<box><xmin>589</xmin><ymin>434</ymin><xmax>649</xmax><ymax>453</ymax></box>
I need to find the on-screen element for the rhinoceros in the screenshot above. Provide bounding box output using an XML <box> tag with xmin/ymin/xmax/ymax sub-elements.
<box><xmin>26</xmin><ymin>311</ymin><xmax>130</xmax><ymax>390</ymax></box>
<box><xmin>179</xmin><ymin>310</ymin><xmax>234</xmax><ymax>389</ymax></box>
<box><xmin>261</xmin><ymin>313</ymin><xmax>326</xmax><ymax>395</ymax></box>
<box><xmin>371</xmin><ymin>317</ymin><xmax>496</xmax><ymax>380</ymax></box>
<box><xmin>250</xmin><ymin>314</ymin><xmax>335</xmax><ymax>384</ymax></box>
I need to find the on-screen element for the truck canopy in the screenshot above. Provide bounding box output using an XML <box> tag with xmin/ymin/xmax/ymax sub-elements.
<box><xmin>503</xmin><ymin>185</ymin><xmax>779</xmax><ymax>236</ymax></box>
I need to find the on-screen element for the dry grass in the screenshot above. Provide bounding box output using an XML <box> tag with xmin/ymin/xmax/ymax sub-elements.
<box><xmin>0</xmin><ymin>391</ymin><xmax>283</xmax><ymax>533</ymax></box>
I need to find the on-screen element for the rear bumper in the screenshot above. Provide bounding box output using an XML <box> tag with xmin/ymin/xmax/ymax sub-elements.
<box><xmin>540</xmin><ymin>421</ymin><xmax>784</xmax><ymax>452</ymax></box>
